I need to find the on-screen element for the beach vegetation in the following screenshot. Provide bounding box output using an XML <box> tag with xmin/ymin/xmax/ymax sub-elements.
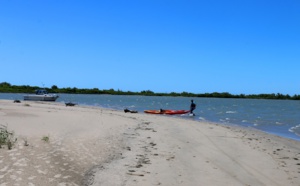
<box><xmin>42</xmin><ymin>135</ymin><xmax>50</xmax><ymax>142</ymax></box>
<box><xmin>1</xmin><ymin>82</ymin><xmax>300</xmax><ymax>100</ymax></box>
<box><xmin>23</xmin><ymin>137</ymin><xmax>29</xmax><ymax>146</ymax></box>
<box><xmin>0</xmin><ymin>125</ymin><xmax>17</xmax><ymax>150</ymax></box>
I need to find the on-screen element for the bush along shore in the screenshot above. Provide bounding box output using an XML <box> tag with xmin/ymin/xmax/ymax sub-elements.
<box><xmin>1</xmin><ymin>82</ymin><xmax>299</xmax><ymax>100</ymax></box>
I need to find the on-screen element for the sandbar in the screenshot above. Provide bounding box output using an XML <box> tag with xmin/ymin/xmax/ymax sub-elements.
<box><xmin>0</xmin><ymin>100</ymin><xmax>299</xmax><ymax>186</ymax></box>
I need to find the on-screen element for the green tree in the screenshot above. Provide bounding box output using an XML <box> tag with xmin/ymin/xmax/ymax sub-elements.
<box><xmin>51</xmin><ymin>85</ymin><xmax>58</xmax><ymax>89</ymax></box>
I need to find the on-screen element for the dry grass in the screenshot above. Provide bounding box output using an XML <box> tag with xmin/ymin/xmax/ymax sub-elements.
<box><xmin>0</xmin><ymin>125</ymin><xmax>17</xmax><ymax>150</ymax></box>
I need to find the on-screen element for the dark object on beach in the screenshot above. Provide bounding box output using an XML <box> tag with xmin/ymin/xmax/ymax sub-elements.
<box><xmin>65</xmin><ymin>102</ymin><xmax>76</xmax><ymax>106</ymax></box>
<box><xmin>13</xmin><ymin>100</ymin><xmax>21</xmax><ymax>103</ymax></box>
<box><xmin>124</xmin><ymin>108</ymin><xmax>138</xmax><ymax>113</ymax></box>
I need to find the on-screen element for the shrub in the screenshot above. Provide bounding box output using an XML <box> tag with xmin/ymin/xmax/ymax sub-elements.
<box><xmin>42</xmin><ymin>135</ymin><xmax>50</xmax><ymax>142</ymax></box>
<box><xmin>0</xmin><ymin>125</ymin><xmax>17</xmax><ymax>150</ymax></box>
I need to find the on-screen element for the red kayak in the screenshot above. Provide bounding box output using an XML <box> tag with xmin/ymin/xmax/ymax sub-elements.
<box><xmin>144</xmin><ymin>109</ymin><xmax>190</xmax><ymax>115</ymax></box>
<box><xmin>164</xmin><ymin>110</ymin><xmax>190</xmax><ymax>115</ymax></box>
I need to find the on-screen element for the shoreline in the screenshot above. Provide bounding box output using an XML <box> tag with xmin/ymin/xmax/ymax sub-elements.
<box><xmin>0</xmin><ymin>100</ymin><xmax>299</xmax><ymax>185</ymax></box>
<box><xmin>1</xmin><ymin>93</ymin><xmax>299</xmax><ymax>142</ymax></box>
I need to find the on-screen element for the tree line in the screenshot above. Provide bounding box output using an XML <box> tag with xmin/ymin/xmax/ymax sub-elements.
<box><xmin>0</xmin><ymin>82</ymin><xmax>299</xmax><ymax>100</ymax></box>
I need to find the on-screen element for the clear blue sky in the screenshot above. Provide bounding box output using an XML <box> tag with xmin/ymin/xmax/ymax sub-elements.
<box><xmin>1</xmin><ymin>0</ymin><xmax>299</xmax><ymax>95</ymax></box>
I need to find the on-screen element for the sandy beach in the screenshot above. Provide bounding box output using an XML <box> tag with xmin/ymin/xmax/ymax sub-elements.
<box><xmin>0</xmin><ymin>100</ymin><xmax>299</xmax><ymax>186</ymax></box>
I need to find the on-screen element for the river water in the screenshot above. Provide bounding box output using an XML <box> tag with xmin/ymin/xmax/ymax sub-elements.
<box><xmin>1</xmin><ymin>93</ymin><xmax>300</xmax><ymax>141</ymax></box>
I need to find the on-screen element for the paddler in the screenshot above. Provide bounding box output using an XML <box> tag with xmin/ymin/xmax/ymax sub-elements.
<box><xmin>190</xmin><ymin>99</ymin><xmax>196</xmax><ymax>115</ymax></box>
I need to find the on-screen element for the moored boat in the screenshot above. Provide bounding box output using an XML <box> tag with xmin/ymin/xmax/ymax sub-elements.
<box><xmin>24</xmin><ymin>89</ymin><xmax>59</xmax><ymax>101</ymax></box>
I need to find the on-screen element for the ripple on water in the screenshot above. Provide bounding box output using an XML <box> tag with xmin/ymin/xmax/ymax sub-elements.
<box><xmin>289</xmin><ymin>124</ymin><xmax>300</xmax><ymax>136</ymax></box>
<box><xmin>226</xmin><ymin>111</ymin><xmax>237</xmax><ymax>114</ymax></box>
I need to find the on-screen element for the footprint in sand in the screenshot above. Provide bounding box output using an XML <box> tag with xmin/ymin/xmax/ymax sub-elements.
<box><xmin>13</xmin><ymin>158</ymin><xmax>28</xmax><ymax>167</ymax></box>
<box><xmin>28</xmin><ymin>176</ymin><xmax>36</xmax><ymax>180</ymax></box>
<box><xmin>0</xmin><ymin>166</ymin><xmax>8</xmax><ymax>172</ymax></box>
<box><xmin>16</xmin><ymin>170</ymin><xmax>23</xmax><ymax>174</ymax></box>
<box><xmin>63</xmin><ymin>175</ymin><xmax>72</xmax><ymax>179</ymax></box>
<box><xmin>54</xmin><ymin>174</ymin><xmax>61</xmax><ymax>178</ymax></box>
<box><xmin>9</xmin><ymin>174</ymin><xmax>19</xmax><ymax>181</ymax></box>
<box><xmin>58</xmin><ymin>183</ymin><xmax>67</xmax><ymax>186</ymax></box>
<box><xmin>37</xmin><ymin>169</ymin><xmax>48</xmax><ymax>174</ymax></box>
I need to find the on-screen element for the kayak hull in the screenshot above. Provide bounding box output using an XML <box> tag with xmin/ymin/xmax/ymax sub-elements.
<box><xmin>144</xmin><ymin>110</ymin><xmax>162</xmax><ymax>114</ymax></box>
<box><xmin>144</xmin><ymin>110</ymin><xmax>190</xmax><ymax>115</ymax></box>
<box><xmin>164</xmin><ymin>110</ymin><xmax>190</xmax><ymax>115</ymax></box>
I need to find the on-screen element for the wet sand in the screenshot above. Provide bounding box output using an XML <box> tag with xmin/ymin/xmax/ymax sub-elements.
<box><xmin>0</xmin><ymin>100</ymin><xmax>299</xmax><ymax>186</ymax></box>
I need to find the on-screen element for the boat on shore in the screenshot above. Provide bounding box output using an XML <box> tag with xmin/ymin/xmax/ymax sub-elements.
<box><xmin>144</xmin><ymin>109</ymin><xmax>190</xmax><ymax>115</ymax></box>
<box><xmin>24</xmin><ymin>89</ymin><xmax>59</xmax><ymax>101</ymax></box>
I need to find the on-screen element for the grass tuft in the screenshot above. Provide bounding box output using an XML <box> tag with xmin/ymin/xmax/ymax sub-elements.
<box><xmin>0</xmin><ymin>125</ymin><xmax>17</xmax><ymax>150</ymax></box>
<box><xmin>42</xmin><ymin>135</ymin><xmax>50</xmax><ymax>142</ymax></box>
<box><xmin>23</xmin><ymin>137</ymin><xmax>29</xmax><ymax>146</ymax></box>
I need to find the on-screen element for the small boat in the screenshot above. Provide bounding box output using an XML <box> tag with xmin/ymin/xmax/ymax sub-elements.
<box><xmin>144</xmin><ymin>109</ymin><xmax>190</xmax><ymax>115</ymax></box>
<box><xmin>24</xmin><ymin>89</ymin><xmax>59</xmax><ymax>101</ymax></box>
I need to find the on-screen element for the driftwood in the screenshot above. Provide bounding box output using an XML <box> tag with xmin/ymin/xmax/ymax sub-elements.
<box><xmin>65</xmin><ymin>102</ymin><xmax>77</xmax><ymax>107</ymax></box>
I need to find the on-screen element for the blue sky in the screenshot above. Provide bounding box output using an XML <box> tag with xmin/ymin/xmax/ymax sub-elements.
<box><xmin>0</xmin><ymin>0</ymin><xmax>299</xmax><ymax>95</ymax></box>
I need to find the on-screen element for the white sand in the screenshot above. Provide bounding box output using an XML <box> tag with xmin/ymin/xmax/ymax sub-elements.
<box><xmin>0</xmin><ymin>100</ymin><xmax>299</xmax><ymax>186</ymax></box>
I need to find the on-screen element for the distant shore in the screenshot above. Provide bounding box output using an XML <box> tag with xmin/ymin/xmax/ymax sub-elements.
<box><xmin>1</xmin><ymin>82</ymin><xmax>300</xmax><ymax>100</ymax></box>
<box><xmin>0</xmin><ymin>100</ymin><xmax>299</xmax><ymax>185</ymax></box>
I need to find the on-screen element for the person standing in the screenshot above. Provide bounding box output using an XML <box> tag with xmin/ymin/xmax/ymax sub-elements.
<box><xmin>190</xmin><ymin>99</ymin><xmax>196</xmax><ymax>115</ymax></box>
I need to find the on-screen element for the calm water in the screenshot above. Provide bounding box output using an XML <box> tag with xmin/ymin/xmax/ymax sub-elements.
<box><xmin>1</xmin><ymin>93</ymin><xmax>300</xmax><ymax>141</ymax></box>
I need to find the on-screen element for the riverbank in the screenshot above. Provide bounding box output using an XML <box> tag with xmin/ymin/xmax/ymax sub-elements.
<box><xmin>0</xmin><ymin>100</ymin><xmax>299</xmax><ymax>185</ymax></box>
